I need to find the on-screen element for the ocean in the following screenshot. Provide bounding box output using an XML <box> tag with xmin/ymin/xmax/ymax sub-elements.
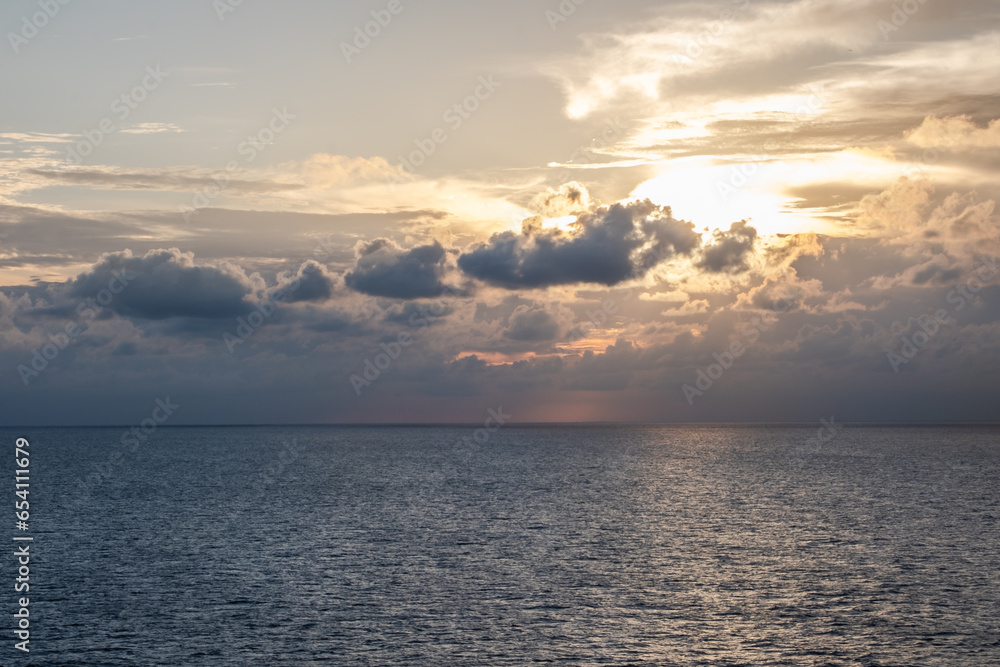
<box><xmin>8</xmin><ymin>425</ymin><xmax>1000</xmax><ymax>665</ymax></box>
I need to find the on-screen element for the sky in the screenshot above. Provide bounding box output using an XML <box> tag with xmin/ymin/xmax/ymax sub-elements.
<box><xmin>1</xmin><ymin>0</ymin><xmax>999</xmax><ymax>425</ymax></box>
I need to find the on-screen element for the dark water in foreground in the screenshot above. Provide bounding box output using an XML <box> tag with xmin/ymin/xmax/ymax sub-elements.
<box><xmin>7</xmin><ymin>425</ymin><xmax>1000</xmax><ymax>665</ymax></box>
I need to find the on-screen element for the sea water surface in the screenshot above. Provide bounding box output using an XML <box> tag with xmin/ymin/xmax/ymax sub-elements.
<box><xmin>9</xmin><ymin>425</ymin><xmax>1000</xmax><ymax>665</ymax></box>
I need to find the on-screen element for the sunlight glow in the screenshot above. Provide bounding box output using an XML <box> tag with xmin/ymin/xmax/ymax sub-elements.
<box><xmin>629</xmin><ymin>147</ymin><xmax>931</xmax><ymax>237</ymax></box>
<box><xmin>542</xmin><ymin>215</ymin><xmax>579</xmax><ymax>233</ymax></box>
<box><xmin>630</xmin><ymin>156</ymin><xmax>806</xmax><ymax>236</ymax></box>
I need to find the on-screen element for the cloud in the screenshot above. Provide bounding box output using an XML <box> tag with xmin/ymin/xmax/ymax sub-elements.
<box><xmin>296</xmin><ymin>154</ymin><xmax>408</xmax><ymax>187</ymax></box>
<box><xmin>856</xmin><ymin>180</ymin><xmax>999</xmax><ymax>262</ymax></box>
<box><xmin>911</xmin><ymin>260</ymin><xmax>963</xmax><ymax>286</ymax></box>
<box><xmin>119</xmin><ymin>123</ymin><xmax>184</xmax><ymax>135</ymax></box>
<box><xmin>545</xmin><ymin>0</ymin><xmax>872</xmax><ymax>120</ymax></box>
<box><xmin>458</xmin><ymin>199</ymin><xmax>699</xmax><ymax>289</ymax></box>
<box><xmin>925</xmin><ymin>192</ymin><xmax>997</xmax><ymax>243</ymax></box>
<box><xmin>660</xmin><ymin>299</ymin><xmax>710</xmax><ymax>316</ymax></box>
<box><xmin>383</xmin><ymin>300</ymin><xmax>455</xmax><ymax>326</ymax></box>
<box><xmin>68</xmin><ymin>248</ymin><xmax>260</xmax><ymax>320</ymax></box>
<box><xmin>735</xmin><ymin>269</ymin><xmax>822</xmax><ymax>313</ymax></box>
<box><xmin>763</xmin><ymin>232</ymin><xmax>824</xmax><ymax>270</ymax></box>
<box><xmin>906</xmin><ymin>115</ymin><xmax>1000</xmax><ymax>149</ymax></box>
<box><xmin>24</xmin><ymin>168</ymin><xmax>303</xmax><ymax>194</ymax></box>
<box><xmin>344</xmin><ymin>238</ymin><xmax>453</xmax><ymax>299</ymax></box>
<box><xmin>503</xmin><ymin>305</ymin><xmax>562</xmax><ymax>342</ymax></box>
<box><xmin>529</xmin><ymin>182</ymin><xmax>592</xmax><ymax>217</ymax></box>
<box><xmin>856</xmin><ymin>177</ymin><xmax>933</xmax><ymax>234</ymax></box>
<box><xmin>5</xmin><ymin>227</ymin><xmax>1000</xmax><ymax>424</ymax></box>
<box><xmin>0</xmin><ymin>132</ymin><xmax>75</xmax><ymax>144</ymax></box>
<box><xmin>697</xmin><ymin>220</ymin><xmax>758</xmax><ymax>273</ymax></box>
<box><xmin>274</xmin><ymin>260</ymin><xmax>337</xmax><ymax>303</ymax></box>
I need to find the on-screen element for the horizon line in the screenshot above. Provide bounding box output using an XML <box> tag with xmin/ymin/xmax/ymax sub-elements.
<box><xmin>2</xmin><ymin>421</ymin><xmax>1000</xmax><ymax>429</ymax></box>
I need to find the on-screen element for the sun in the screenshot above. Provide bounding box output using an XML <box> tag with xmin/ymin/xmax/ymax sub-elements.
<box><xmin>630</xmin><ymin>156</ymin><xmax>816</xmax><ymax>236</ymax></box>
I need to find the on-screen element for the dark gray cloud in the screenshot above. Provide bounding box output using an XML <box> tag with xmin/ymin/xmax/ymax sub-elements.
<box><xmin>912</xmin><ymin>261</ymin><xmax>963</xmax><ymax>286</ymax></box>
<box><xmin>68</xmin><ymin>248</ymin><xmax>257</xmax><ymax>320</ymax></box>
<box><xmin>274</xmin><ymin>260</ymin><xmax>337</xmax><ymax>303</ymax></box>
<box><xmin>344</xmin><ymin>239</ymin><xmax>452</xmax><ymax>299</ymax></box>
<box><xmin>698</xmin><ymin>221</ymin><xmax>758</xmax><ymax>273</ymax></box>
<box><xmin>383</xmin><ymin>301</ymin><xmax>456</xmax><ymax>326</ymax></box>
<box><xmin>458</xmin><ymin>199</ymin><xmax>700</xmax><ymax>288</ymax></box>
<box><xmin>504</xmin><ymin>305</ymin><xmax>561</xmax><ymax>342</ymax></box>
<box><xmin>474</xmin><ymin>295</ymin><xmax>534</xmax><ymax>324</ymax></box>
